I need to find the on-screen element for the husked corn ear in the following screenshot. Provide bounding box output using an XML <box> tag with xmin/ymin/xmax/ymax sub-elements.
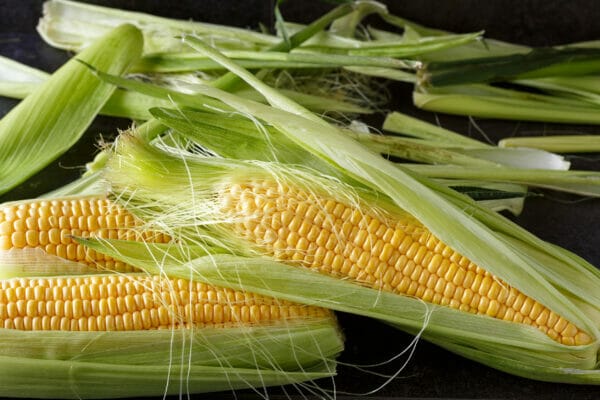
<box><xmin>0</xmin><ymin>197</ymin><xmax>170</xmax><ymax>272</ymax></box>
<box><xmin>220</xmin><ymin>180</ymin><xmax>592</xmax><ymax>346</ymax></box>
<box><xmin>0</xmin><ymin>274</ymin><xmax>329</xmax><ymax>331</ymax></box>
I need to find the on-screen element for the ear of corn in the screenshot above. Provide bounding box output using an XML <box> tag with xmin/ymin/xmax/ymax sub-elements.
<box><xmin>0</xmin><ymin>273</ymin><xmax>341</xmax><ymax>398</ymax></box>
<box><xmin>97</xmin><ymin>43</ymin><xmax>600</xmax><ymax>383</ymax></box>
<box><xmin>0</xmin><ymin>196</ymin><xmax>171</xmax><ymax>277</ymax></box>
<box><xmin>0</xmin><ymin>193</ymin><xmax>342</xmax><ymax>398</ymax></box>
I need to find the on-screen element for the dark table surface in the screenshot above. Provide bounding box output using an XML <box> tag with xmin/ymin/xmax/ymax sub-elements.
<box><xmin>0</xmin><ymin>1</ymin><xmax>599</xmax><ymax>399</ymax></box>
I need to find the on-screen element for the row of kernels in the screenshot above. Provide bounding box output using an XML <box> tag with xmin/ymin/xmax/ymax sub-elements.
<box><xmin>1</xmin><ymin>199</ymin><xmax>122</xmax><ymax>222</ymax></box>
<box><xmin>0</xmin><ymin>284</ymin><xmax>329</xmax><ymax>331</ymax></box>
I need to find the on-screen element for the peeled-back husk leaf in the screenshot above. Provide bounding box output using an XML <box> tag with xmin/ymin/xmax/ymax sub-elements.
<box><xmin>0</xmin><ymin>24</ymin><xmax>143</xmax><ymax>196</ymax></box>
<box><xmin>82</xmin><ymin>238</ymin><xmax>600</xmax><ymax>384</ymax></box>
<box><xmin>38</xmin><ymin>0</ymin><xmax>278</xmax><ymax>53</ymax></box>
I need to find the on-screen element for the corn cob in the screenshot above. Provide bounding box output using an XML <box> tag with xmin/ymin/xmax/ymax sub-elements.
<box><xmin>0</xmin><ymin>274</ymin><xmax>330</xmax><ymax>331</ymax></box>
<box><xmin>219</xmin><ymin>179</ymin><xmax>591</xmax><ymax>346</ymax></box>
<box><xmin>0</xmin><ymin>197</ymin><xmax>170</xmax><ymax>272</ymax></box>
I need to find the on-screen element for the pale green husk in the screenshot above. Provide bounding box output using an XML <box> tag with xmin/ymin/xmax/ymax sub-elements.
<box><xmin>0</xmin><ymin>24</ymin><xmax>143</xmax><ymax>196</ymax></box>
<box><xmin>38</xmin><ymin>0</ymin><xmax>278</xmax><ymax>53</ymax></box>
<box><xmin>0</xmin><ymin>55</ymin><xmax>371</xmax><ymax>119</ymax></box>
<box><xmin>414</xmin><ymin>83</ymin><xmax>600</xmax><ymax>125</ymax></box>
<box><xmin>499</xmin><ymin>135</ymin><xmax>600</xmax><ymax>153</ymax></box>
<box><xmin>0</xmin><ymin>308</ymin><xmax>341</xmax><ymax>398</ymax></box>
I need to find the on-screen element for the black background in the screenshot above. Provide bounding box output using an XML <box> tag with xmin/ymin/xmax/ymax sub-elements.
<box><xmin>0</xmin><ymin>1</ymin><xmax>599</xmax><ymax>399</ymax></box>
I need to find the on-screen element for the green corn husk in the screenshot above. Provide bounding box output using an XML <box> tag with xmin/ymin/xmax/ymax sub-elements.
<box><xmin>380</xmin><ymin>112</ymin><xmax>571</xmax><ymax>170</ymax></box>
<box><xmin>0</xmin><ymin>273</ymin><xmax>342</xmax><ymax>399</ymax></box>
<box><xmin>0</xmin><ymin>55</ymin><xmax>372</xmax><ymax>119</ymax></box>
<box><xmin>414</xmin><ymin>83</ymin><xmax>600</xmax><ymax>124</ymax></box>
<box><xmin>89</xmin><ymin>39</ymin><xmax>600</xmax><ymax>384</ymax></box>
<box><xmin>147</xmin><ymin>97</ymin><xmax>595</xmax><ymax>198</ymax></box>
<box><xmin>420</xmin><ymin>47</ymin><xmax>600</xmax><ymax>87</ymax></box>
<box><xmin>38</xmin><ymin>0</ymin><xmax>483</xmax><ymax>61</ymax></box>
<box><xmin>38</xmin><ymin>0</ymin><xmax>278</xmax><ymax>53</ymax></box>
<box><xmin>499</xmin><ymin>135</ymin><xmax>600</xmax><ymax>153</ymax></box>
<box><xmin>145</xmin><ymin>106</ymin><xmax>528</xmax><ymax>213</ymax></box>
<box><xmin>0</xmin><ymin>24</ymin><xmax>143</xmax><ymax>196</ymax></box>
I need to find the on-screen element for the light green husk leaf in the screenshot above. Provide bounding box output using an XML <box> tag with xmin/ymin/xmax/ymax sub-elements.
<box><xmin>0</xmin><ymin>57</ymin><xmax>178</xmax><ymax>120</ymax></box>
<box><xmin>82</xmin><ymin>238</ymin><xmax>600</xmax><ymax>384</ymax></box>
<box><xmin>414</xmin><ymin>83</ymin><xmax>600</xmax><ymax>124</ymax></box>
<box><xmin>516</xmin><ymin>75</ymin><xmax>600</xmax><ymax>105</ymax></box>
<box><xmin>383</xmin><ymin>111</ymin><xmax>488</xmax><ymax>147</ymax></box>
<box><xmin>0</xmin><ymin>24</ymin><xmax>143</xmax><ymax>196</ymax></box>
<box><xmin>280</xmin><ymin>20</ymin><xmax>483</xmax><ymax>58</ymax></box>
<box><xmin>132</xmin><ymin>50</ymin><xmax>408</xmax><ymax>73</ymax></box>
<box><xmin>0</xmin><ymin>312</ymin><xmax>341</xmax><ymax>398</ymax></box>
<box><xmin>343</xmin><ymin>65</ymin><xmax>417</xmax><ymax>83</ymax></box>
<box><xmin>235</xmin><ymin>88</ymin><xmax>373</xmax><ymax>115</ymax></box>
<box><xmin>328</xmin><ymin>0</ymin><xmax>388</xmax><ymax>38</ymax></box>
<box><xmin>403</xmin><ymin>164</ymin><xmax>600</xmax><ymax>197</ymax></box>
<box><xmin>376</xmin><ymin>15</ymin><xmax>529</xmax><ymax>62</ymax></box>
<box><xmin>296</xmin><ymin>30</ymin><xmax>484</xmax><ymax>57</ymax></box>
<box><xmin>499</xmin><ymin>135</ymin><xmax>600</xmax><ymax>153</ymax></box>
<box><xmin>38</xmin><ymin>0</ymin><xmax>278</xmax><ymax>53</ymax></box>
<box><xmin>349</xmin><ymin>129</ymin><xmax>571</xmax><ymax>170</ymax></box>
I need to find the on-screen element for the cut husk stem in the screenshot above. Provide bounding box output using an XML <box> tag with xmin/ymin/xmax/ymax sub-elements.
<box><xmin>499</xmin><ymin>135</ymin><xmax>600</xmax><ymax>153</ymax></box>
